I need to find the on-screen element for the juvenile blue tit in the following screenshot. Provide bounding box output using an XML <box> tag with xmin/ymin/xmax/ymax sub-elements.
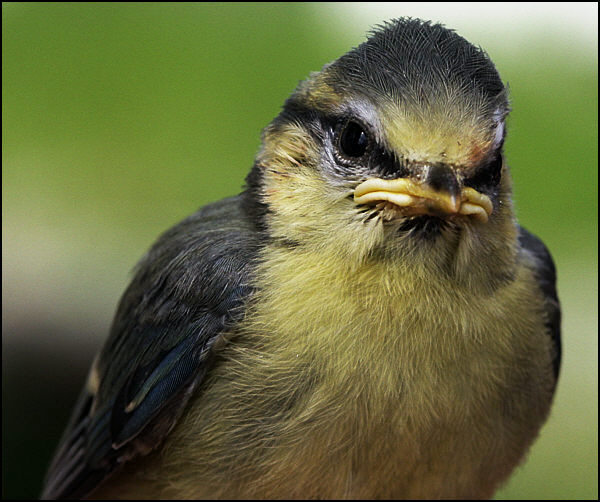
<box><xmin>42</xmin><ymin>18</ymin><xmax>561</xmax><ymax>499</ymax></box>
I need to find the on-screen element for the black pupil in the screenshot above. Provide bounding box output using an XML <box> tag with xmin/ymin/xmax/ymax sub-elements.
<box><xmin>464</xmin><ymin>152</ymin><xmax>503</xmax><ymax>190</ymax></box>
<box><xmin>340</xmin><ymin>121</ymin><xmax>368</xmax><ymax>158</ymax></box>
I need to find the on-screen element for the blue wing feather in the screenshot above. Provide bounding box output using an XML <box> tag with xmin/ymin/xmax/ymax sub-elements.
<box><xmin>42</xmin><ymin>194</ymin><xmax>261</xmax><ymax>499</ymax></box>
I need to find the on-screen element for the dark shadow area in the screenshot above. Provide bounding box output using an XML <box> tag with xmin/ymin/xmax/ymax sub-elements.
<box><xmin>2</xmin><ymin>324</ymin><xmax>100</xmax><ymax>499</ymax></box>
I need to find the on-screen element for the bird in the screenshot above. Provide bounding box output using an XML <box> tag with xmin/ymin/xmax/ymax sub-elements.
<box><xmin>42</xmin><ymin>17</ymin><xmax>561</xmax><ymax>499</ymax></box>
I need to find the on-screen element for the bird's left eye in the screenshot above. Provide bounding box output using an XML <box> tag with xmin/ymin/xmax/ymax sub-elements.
<box><xmin>338</xmin><ymin>120</ymin><xmax>370</xmax><ymax>159</ymax></box>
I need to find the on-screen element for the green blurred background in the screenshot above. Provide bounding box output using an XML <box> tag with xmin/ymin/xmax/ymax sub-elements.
<box><xmin>2</xmin><ymin>2</ymin><xmax>597</xmax><ymax>499</ymax></box>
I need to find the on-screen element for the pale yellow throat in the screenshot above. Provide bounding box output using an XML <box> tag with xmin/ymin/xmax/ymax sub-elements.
<box><xmin>354</xmin><ymin>178</ymin><xmax>493</xmax><ymax>222</ymax></box>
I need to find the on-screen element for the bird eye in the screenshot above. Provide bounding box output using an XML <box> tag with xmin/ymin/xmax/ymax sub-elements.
<box><xmin>338</xmin><ymin>120</ymin><xmax>370</xmax><ymax>159</ymax></box>
<box><xmin>464</xmin><ymin>152</ymin><xmax>503</xmax><ymax>190</ymax></box>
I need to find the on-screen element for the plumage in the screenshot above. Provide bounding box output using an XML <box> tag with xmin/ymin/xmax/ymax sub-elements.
<box><xmin>42</xmin><ymin>18</ymin><xmax>560</xmax><ymax>499</ymax></box>
<box><xmin>42</xmin><ymin>196</ymin><xmax>261</xmax><ymax>499</ymax></box>
<box><xmin>517</xmin><ymin>226</ymin><xmax>562</xmax><ymax>380</ymax></box>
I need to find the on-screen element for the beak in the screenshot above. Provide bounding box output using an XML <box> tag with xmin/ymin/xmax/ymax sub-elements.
<box><xmin>354</xmin><ymin>163</ymin><xmax>493</xmax><ymax>222</ymax></box>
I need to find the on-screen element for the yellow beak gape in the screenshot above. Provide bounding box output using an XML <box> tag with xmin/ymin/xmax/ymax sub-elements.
<box><xmin>354</xmin><ymin>178</ymin><xmax>493</xmax><ymax>222</ymax></box>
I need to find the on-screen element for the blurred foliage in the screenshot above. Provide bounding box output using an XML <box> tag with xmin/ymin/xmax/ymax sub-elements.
<box><xmin>2</xmin><ymin>3</ymin><xmax>597</xmax><ymax>499</ymax></box>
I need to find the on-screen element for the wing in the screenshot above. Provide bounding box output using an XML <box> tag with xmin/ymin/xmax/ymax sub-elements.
<box><xmin>42</xmin><ymin>194</ymin><xmax>261</xmax><ymax>499</ymax></box>
<box><xmin>518</xmin><ymin>225</ymin><xmax>562</xmax><ymax>382</ymax></box>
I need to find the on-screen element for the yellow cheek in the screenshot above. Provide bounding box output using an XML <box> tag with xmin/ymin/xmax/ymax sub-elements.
<box><xmin>258</xmin><ymin>123</ymin><xmax>321</xmax><ymax>222</ymax></box>
<box><xmin>260</xmin><ymin>160</ymin><xmax>384</xmax><ymax>262</ymax></box>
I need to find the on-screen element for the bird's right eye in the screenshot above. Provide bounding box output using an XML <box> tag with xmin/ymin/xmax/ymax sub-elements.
<box><xmin>337</xmin><ymin>120</ymin><xmax>370</xmax><ymax>160</ymax></box>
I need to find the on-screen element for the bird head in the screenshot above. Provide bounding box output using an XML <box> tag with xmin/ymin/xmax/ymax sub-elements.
<box><xmin>245</xmin><ymin>18</ymin><xmax>517</xmax><ymax>272</ymax></box>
